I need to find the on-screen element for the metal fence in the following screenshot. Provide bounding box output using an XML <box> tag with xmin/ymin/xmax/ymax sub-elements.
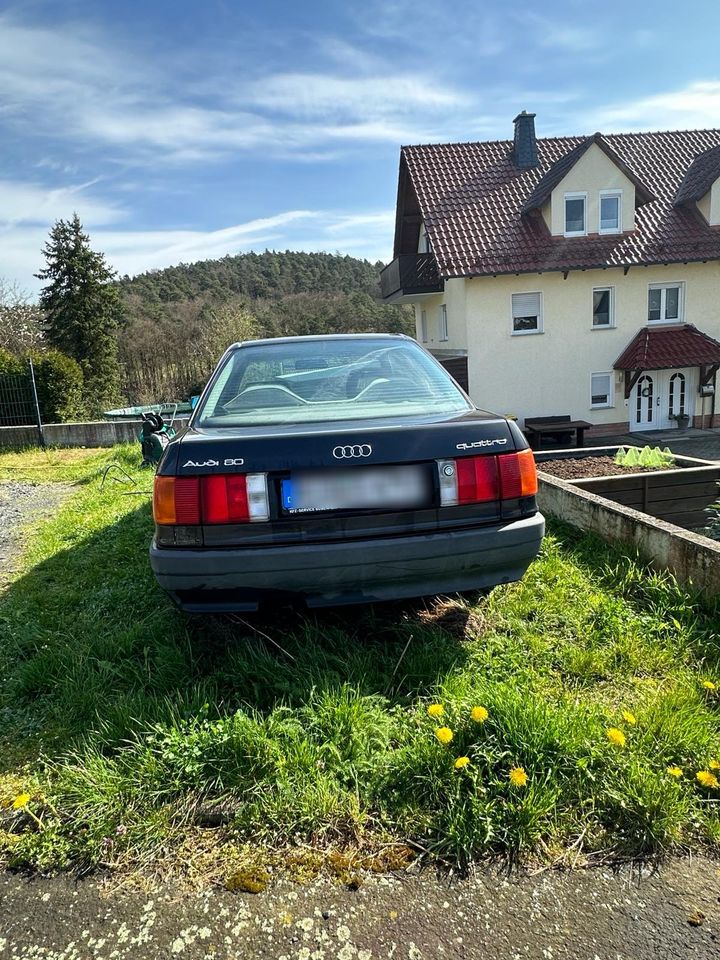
<box><xmin>0</xmin><ymin>359</ymin><xmax>44</xmax><ymax>444</ymax></box>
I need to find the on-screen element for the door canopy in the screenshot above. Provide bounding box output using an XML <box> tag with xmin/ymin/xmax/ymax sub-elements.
<box><xmin>614</xmin><ymin>324</ymin><xmax>720</xmax><ymax>398</ymax></box>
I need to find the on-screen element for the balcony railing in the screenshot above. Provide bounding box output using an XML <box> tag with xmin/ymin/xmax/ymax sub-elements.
<box><xmin>380</xmin><ymin>253</ymin><xmax>444</xmax><ymax>301</ymax></box>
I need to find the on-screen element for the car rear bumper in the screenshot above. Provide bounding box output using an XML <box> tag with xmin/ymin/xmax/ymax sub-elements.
<box><xmin>150</xmin><ymin>513</ymin><xmax>545</xmax><ymax>612</ymax></box>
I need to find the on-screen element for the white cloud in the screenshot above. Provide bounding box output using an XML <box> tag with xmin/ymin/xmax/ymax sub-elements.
<box><xmin>0</xmin><ymin>178</ymin><xmax>123</xmax><ymax>227</ymax></box>
<box><xmin>249</xmin><ymin>73</ymin><xmax>467</xmax><ymax>119</ymax></box>
<box><xmin>588</xmin><ymin>81</ymin><xmax>720</xmax><ymax>131</ymax></box>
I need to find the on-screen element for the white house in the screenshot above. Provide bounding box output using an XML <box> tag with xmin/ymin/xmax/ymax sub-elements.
<box><xmin>381</xmin><ymin>113</ymin><xmax>720</xmax><ymax>437</ymax></box>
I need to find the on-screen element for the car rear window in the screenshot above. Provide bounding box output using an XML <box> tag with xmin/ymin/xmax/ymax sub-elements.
<box><xmin>195</xmin><ymin>338</ymin><xmax>472</xmax><ymax>427</ymax></box>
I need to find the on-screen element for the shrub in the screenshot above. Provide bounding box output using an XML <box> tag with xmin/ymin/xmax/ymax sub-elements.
<box><xmin>29</xmin><ymin>349</ymin><xmax>85</xmax><ymax>423</ymax></box>
<box><xmin>0</xmin><ymin>347</ymin><xmax>85</xmax><ymax>423</ymax></box>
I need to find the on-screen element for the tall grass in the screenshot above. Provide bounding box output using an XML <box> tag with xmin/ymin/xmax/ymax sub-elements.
<box><xmin>1</xmin><ymin>447</ymin><xmax>719</xmax><ymax>876</ymax></box>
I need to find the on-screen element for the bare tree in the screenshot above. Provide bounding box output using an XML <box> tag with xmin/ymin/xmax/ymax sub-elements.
<box><xmin>0</xmin><ymin>279</ymin><xmax>44</xmax><ymax>353</ymax></box>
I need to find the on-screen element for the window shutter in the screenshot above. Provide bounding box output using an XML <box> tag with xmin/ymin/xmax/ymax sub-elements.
<box><xmin>512</xmin><ymin>293</ymin><xmax>540</xmax><ymax>317</ymax></box>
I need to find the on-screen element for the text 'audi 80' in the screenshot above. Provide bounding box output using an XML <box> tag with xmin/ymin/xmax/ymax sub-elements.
<box><xmin>150</xmin><ymin>334</ymin><xmax>544</xmax><ymax>611</ymax></box>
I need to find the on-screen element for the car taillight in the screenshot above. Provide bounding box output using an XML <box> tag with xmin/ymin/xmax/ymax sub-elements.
<box><xmin>153</xmin><ymin>474</ymin><xmax>269</xmax><ymax>525</ymax></box>
<box><xmin>498</xmin><ymin>449</ymin><xmax>537</xmax><ymax>500</ymax></box>
<box><xmin>437</xmin><ymin>449</ymin><xmax>537</xmax><ymax>506</ymax></box>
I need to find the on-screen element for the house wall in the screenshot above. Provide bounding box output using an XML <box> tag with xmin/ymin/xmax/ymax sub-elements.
<box><xmin>548</xmin><ymin>143</ymin><xmax>636</xmax><ymax>235</ymax></box>
<box><xmin>413</xmin><ymin>278</ymin><xmax>468</xmax><ymax>352</ymax></box>
<box><xmin>445</xmin><ymin>261</ymin><xmax>720</xmax><ymax>429</ymax></box>
<box><xmin>698</xmin><ymin>181</ymin><xmax>720</xmax><ymax>226</ymax></box>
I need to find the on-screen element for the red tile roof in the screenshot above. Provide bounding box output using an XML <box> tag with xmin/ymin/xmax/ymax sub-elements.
<box><xmin>399</xmin><ymin>129</ymin><xmax>720</xmax><ymax>278</ymax></box>
<box><xmin>613</xmin><ymin>324</ymin><xmax>720</xmax><ymax>371</ymax></box>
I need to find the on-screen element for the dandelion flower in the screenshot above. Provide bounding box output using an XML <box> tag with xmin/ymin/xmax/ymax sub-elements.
<box><xmin>426</xmin><ymin>703</ymin><xmax>444</xmax><ymax>719</ymax></box>
<box><xmin>606</xmin><ymin>727</ymin><xmax>626</xmax><ymax>748</ymax></box>
<box><xmin>12</xmin><ymin>793</ymin><xmax>31</xmax><ymax>809</ymax></box>
<box><xmin>621</xmin><ymin>711</ymin><xmax>637</xmax><ymax>726</ymax></box>
<box><xmin>471</xmin><ymin>706</ymin><xmax>489</xmax><ymax>723</ymax></box>
<box><xmin>454</xmin><ymin>756</ymin><xmax>470</xmax><ymax>770</ymax></box>
<box><xmin>509</xmin><ymin>766</ymin><xmax>528</xmax><ymax>787</ymax></box>
<box><xmin>702</xmin><ymin>680</ymin><xmax>717</xmax><ymax>691</ymax></box>
<box><xmin>696</xmin><ymin>770</ymin><xmax>719</xmax><ymax>789</ymax></box>
<box><xmin>667</xmin><ymin>766</ymin><xmax>683</xmax><ymax>778</ymax></box>
<box><xmin>710</xmin><ymin>759</ymin><xmax>720</xmax><ymax>771</ymax></box>
<box><xmin>434</xmin><ymin>727</ymin><xmax>453</xmax><ymax>745</ymax></box>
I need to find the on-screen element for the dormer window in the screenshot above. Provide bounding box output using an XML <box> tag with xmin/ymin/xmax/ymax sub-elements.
<box><xmin>599</xmin><ymin>191</ymin><xmax>622</xmax><ymax>233</ymax></box>
<box><xmin>564</xmin><ymin>193</ymin><xmax>587</xmax><ymax>236</ymax></box>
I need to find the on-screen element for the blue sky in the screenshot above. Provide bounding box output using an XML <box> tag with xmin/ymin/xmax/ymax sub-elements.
<box><xmin>2</xmin><ymin>0</ymin><xmax>720</xmax><ymax>293</ymax></box>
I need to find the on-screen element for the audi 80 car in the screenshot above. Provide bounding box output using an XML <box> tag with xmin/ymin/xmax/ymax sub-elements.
<box><xmin>150</xmin><ymin>334</ymin><xmax>544</xmax><ymax>612</ymax></box>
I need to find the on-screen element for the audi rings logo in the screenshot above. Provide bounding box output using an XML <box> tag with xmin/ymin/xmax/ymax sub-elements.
<box><xmin>333</xmin><ymin>444</ymin><xmax>372</xmax><ymax>459</ymax></box>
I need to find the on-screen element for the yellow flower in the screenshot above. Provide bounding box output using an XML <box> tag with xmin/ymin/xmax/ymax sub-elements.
<box><xmin>606</xmin><ymin>727</ymin><xmax>626</xmax><ymax>748</ymax></box>
<box><xmin>667</xmin><ymin>766</ymin><xmax>683</xmax><ymax>778</ymax></box>
<box><xmin>471</xmin><ymin>706</ymin><xmax>489</xmax><ymax>723</ymax></box>
<box><xmin>12</xmin><ymin>793</ymin><xmax>31</xmax><ymax>810</ymax></box>
<box><xmin>434</xmin><ymin>727</ymin><xmax>453</xmax><ymax>745</ymax></box>
<box><xmin>696</xmin><ymin>770</ymin><xmax>719</xmax><ymax>789</ymax></box>
<box><xmin>426</xmin><ymin>703</ymin><xmax>444</xmax><ymax>719</ymax></box>
<box><xmin>702</xmin><ymin>680</ymin><xmax>717</xmax><ymax>691</ymax></box>
<box><xmin>509</xmin><ymin>766</ymin><xmax>528</xmax><ymax>787</ymax></box>
<box><xmin>454</xmin><ymin>756</ymin><xmax>470</xmax><ymax>770</ymax></box>
<box><xmin>709</xmin><ymin>759</ymin><xmax>720</xmax><ymax>770</ymax></box>
<box><xmin>621</xmin><ymin>711</ymin><xmax>637</xmax><ymax>726</ymax></box>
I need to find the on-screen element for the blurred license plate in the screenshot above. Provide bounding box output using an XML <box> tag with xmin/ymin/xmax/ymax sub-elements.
<box><xmin>281</xmin><ymin>466</ymin><xmax>428</xmax><ymax>513</ymax></box>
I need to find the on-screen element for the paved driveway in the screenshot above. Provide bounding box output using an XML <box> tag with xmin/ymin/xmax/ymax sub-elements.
<box><xmin>1</xmin><ymin>858</ymin><xmax>720</xmax><ymax>959</ymax></box>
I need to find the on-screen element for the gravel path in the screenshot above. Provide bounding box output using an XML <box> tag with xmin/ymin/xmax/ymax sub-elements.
<box><xmin>1</xmin><ymin>858</ymin><xmax>719</xmax><ymax>959</ymax></box>
<box><xmin>0</xmin><ymin>481</ymin><xmax>74</xmax><ymax>583</ymax></box>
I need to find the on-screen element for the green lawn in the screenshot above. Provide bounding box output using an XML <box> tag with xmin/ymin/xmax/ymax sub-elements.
<box><xmin>1</xmin><ymin>445</ymin><xmax>719</xmax><ymax>882</ymax></box>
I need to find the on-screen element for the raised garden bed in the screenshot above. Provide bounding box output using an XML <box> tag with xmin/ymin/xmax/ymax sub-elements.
<box><xmin>535</xmin><ymin>445</ymin><xmax>720</xmax><ymax>530</ymax></box>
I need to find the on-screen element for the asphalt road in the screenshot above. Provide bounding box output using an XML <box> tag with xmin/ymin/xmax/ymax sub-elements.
<box><xmin>1</xmin><ymin>857</ymin><xmax>719</xmax><ymax>959</ymax></box>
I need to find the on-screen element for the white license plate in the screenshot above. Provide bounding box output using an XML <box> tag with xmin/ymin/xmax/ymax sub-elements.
<box><xmin>281</xmin><ymin>466</ymin><xmax>428</xmax><ymax>513</ymax></box>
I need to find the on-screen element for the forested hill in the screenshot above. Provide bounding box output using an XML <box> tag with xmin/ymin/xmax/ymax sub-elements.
<box><xmin>116</xmin><ymin>250</ymin><xmax>386</xmax><ymax>303</ymax></box>
<box><xmin>116</xmin><ymin>250</ymin><xmax>415</xmax><ymax>403</ymax></box>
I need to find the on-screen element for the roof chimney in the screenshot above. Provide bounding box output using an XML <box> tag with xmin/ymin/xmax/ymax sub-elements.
<box><xmin>513</xmin><ymin>111</ymin><xmax>538</xmax><ymax>168</ymax></box>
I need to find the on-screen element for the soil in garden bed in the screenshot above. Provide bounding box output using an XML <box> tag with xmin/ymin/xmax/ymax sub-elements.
<box><xmin>538</xmin><ymin>455</ymin><xmax>680</xmax><ymax>480</ymax></box>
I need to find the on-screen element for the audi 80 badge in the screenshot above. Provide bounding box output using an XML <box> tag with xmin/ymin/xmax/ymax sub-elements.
<box><xmin>150</xmin><ymin>333</ymin><xmax>544</xmax><ymax>612</ymax></box>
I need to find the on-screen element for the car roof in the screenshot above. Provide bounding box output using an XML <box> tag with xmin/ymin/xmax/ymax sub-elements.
<box><xmin>229</xmin><ymin>333</ymin><xmax>415</xmax><ymax>349</ymax></box>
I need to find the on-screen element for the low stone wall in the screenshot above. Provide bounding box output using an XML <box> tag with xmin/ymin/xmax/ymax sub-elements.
<box><xmin>0</xmin><ymin>418</ymin><xmax>191</xmax><ymax>450</ymax></box>
<box><xmin>537</xmin><ymin>473</ymin><xmax>720</xmax><ymax>597</ymax></box>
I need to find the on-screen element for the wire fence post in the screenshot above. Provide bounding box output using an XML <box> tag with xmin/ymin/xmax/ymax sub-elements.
<box><xmin>27</xmin><ymin>358</ymin><xmax>45</xmax><ymax>447</ymax></box>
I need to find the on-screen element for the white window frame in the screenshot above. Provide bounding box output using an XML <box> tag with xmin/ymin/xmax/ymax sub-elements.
<box><xmin>511</xmin><ymin>292</ymin><xmax>543</xmax><ymax>336</ymax></box>
<box><xmin>599</xmin><ymin>190</ymin><xmax>622</xmax><ymax>234</ymax></box>
<box><xmin>564</xmin><ymin>192</ymin><xmax>587</xmax><ymax>237</ymax></box>
<box><xmin>438</xmin><ymin>304</ymin><xmax>448</xmax><ymax>341</ymax></box>
<box><xmin>591</xmin><ymin>286</ymin><xmax>615</xmax><ymax>329</ymax></box>
<box><xmin>590</xmin><ymin>371</ymin><xmax>614</xmax><ymax>409</ymax></box>
<box><xmin>420</xmin><ymin>309</ymin><xmax>428</xmax><ymax>342</ymax></box>
<box><xmin>648</xmin><ymin>282</ymin><xmax>684</xmax><ymax>324</ymax></box>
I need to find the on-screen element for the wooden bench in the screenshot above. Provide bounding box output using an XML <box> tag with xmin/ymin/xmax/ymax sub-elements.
<box><xmin>524</xmin><ymin>416</ymin><xmax>593</xmax><ymax>450</ymax></box>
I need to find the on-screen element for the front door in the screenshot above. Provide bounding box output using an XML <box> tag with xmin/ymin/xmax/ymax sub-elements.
<box><xmin>630</xmin><ymin>368</ymin><xmax>695</xmax><ymax>431</ymax></box>
<box><xmin>631</xmin><ymin>373</ymin><xmax>657</xmax><ymax>430</ymax></box>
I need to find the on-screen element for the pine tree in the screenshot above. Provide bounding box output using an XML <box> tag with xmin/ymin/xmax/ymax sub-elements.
<box><xmin>36</xmin><ymin>214</ymin><xmax>122</xmax><ymax>412</ymax></box>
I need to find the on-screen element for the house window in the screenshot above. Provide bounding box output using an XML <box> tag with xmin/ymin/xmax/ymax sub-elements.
<box><xmin>564</xmin><ymin>193</ymin><xmax>587</xmax><ymax>236</ymax></box>
<box><xmin>511</xmin><ymin>292</ymin><xmax>543</xmax><ymax>335</ymax></box>
<box><xmin>438</xmin><ymin>304</ymin><xmax>448</xmax><ymax>341</ymax></box>
<box><xmin>591</xmin><ymin>372</ymin><xmax>614</xmax><ymax>408</ymax></box>
<box><xmin>648</xmin><ymin>283</ymin><xmax>683</xmax><ymax>323</ymax></box>
<box><xmin>592</xmin><ymin>287</ymin><xmax>614</xmax><ymax>328</ymax></box>
<box><xmin>599</xmin><ymin>191</ymin><xmax>622</xmax><ymax>233</ymax></box>
<box><xmin>420</xmin><ymin>309</ymin><xmax>428</xmax><ymax>342</ymax></box>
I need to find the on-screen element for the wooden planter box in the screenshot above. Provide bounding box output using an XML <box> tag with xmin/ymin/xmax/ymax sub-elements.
<box><xmin>535</xmin><ymin>446</ymin><xmax>720</xmax><ymax>530</ymax></box>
